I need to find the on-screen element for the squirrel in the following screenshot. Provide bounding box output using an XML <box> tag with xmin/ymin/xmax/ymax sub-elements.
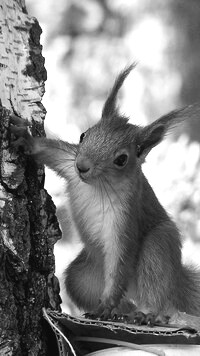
<box><xmin>10</xmin><ymin>64</ymin><xmax>200</xmax><ymax>325</ymax></box>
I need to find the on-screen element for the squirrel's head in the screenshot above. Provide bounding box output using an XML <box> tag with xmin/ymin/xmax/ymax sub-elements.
<box><xmin>75</xmin><ymin>64</ymin><xmax>199</xmax><ymax>183</ymax></box>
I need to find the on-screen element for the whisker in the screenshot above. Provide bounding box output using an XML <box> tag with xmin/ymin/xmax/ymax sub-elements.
<box><xmin>103</xmin><ymin>174</ymin><xmax>128</xmax><ymax>210</ymax></box>
<box><xmin>99</xmin><ymin>177</ymin><xmax>105</xmax><ymax>217</ymax></box>
<box><xmin>63</xmin><ymin>158</ymin><xmax>76</xmax><ymax>162</ymax></box>
<box><xmin>99</xmin><ymin>176</ymin><xmax>117</xmax><ymax>221</ymax></box>
<box><xmin>97</xmin><ymin>177</ymin><xmax>105</xmax><ymax>228</ymax></box>
<box><xmin>67</xmin><ymin>174</ymin><xmax>81</xmax><ymax>188</ymax></box>
<box><xmin>53</xmin><ymin>158</ymin><xmax>75</xmax><ymax>163</ymax></box>
<box><xmin>55</xmin><ymin>164</ymin><xmax>75</xmax><ymax>177</ymax></box>
<box><xmin>48</xmin><ymin>144</ymin><xmax>77</xmax><ymax>156</ymax></box>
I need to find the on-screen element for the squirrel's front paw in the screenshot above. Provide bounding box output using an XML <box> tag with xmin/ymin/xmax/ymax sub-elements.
<box><xmin>97</xmin><ymin>302</ymin><xmax>114</xmax><ymax>320</ymax></box>
<box><xmin>84</xmin><ymin>302</ymin><xmax>112</xmax><ymax>321</ymax></box>
<box><xmin>10</xmin><ymin>115</ymin><xmax>33</xmax><ymax>154</ymax></box>
<box><xmin>84</xmin><ymin>300</ymin><xmax>125</xmax><ymax>321</ymax></box>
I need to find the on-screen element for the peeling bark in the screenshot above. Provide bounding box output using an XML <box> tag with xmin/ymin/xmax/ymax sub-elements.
<box><xmin>0</xmin><ymin>1</ymin><xmax>61</xmax><ymax>355</ymax></box>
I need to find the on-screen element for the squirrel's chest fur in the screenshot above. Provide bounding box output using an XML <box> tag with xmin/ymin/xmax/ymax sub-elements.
<box><xmin>68</xmin><ymin>176</ymin><xmax>130</xmax><ymax>294</ymax></box>
<box><xmin>69</xmin><ymin>176</ymin><xmax>128</xmax><ymax>242</ymax></box>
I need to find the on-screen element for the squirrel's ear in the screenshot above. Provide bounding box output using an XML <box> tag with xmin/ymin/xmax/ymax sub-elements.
<box><xmin>136</xmin><ymin>124</ymin><xmax>166</xmax><ymax>159</ymax></box>
<box><xmin>136</xmin><ymin>103</ymin><xmax>200</xmax><ymax>159</ymax></box>
<box><xmin>101</xmin><ymin>63</ymin><xmax>136</xmax><ymax>121</ymax></box>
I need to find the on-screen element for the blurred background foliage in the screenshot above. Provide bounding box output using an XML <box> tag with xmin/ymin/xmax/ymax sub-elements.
<box><xmin>26</xmin><ymin>0</ymin><xmax>200</xmax><ymax>313</ymax></box>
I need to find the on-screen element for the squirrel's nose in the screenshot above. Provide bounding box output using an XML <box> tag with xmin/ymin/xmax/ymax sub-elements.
<box><xmin>76</xmin><ymin>156</ymin><xmax>92</xmax><ymax>174</ymax></box>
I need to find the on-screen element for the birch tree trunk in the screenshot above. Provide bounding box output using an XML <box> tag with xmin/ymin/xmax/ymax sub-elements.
<box><xmin>0</xmin><ymin>1</ymin><xmax>61</xmax><ymax>355</ymax></box>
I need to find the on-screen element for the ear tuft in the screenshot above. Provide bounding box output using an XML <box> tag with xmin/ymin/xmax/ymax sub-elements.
<box><xmin>102</xmin><ymin>63</ymin><xmax>137</xmax><ymax>120</ymax></box>
<box><xmin>136</xmin><ymin>103</ymin><xmax>200</xmax><ymax>160</ymax></box>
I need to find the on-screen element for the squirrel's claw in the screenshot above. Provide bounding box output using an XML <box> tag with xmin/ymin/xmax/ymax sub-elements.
<box><xmin>129</xmin><ymin>311</ymin><xmax>170</xmax><ymax>326</ymax></box>
<box><xmin>112</xmin><ymin>313</ymin><xmax>129</xmax><ymax>323</ymax></box>
<box><xmin>10</xmin><ymin>114</ymin><xmax>29</xmax><ymax>127</ymax></box>
<box><xmin>10</xmin><ymin>115</ymin><xmax>33</xmax><ymax>154</ymax></box>
<box><xmin>11</xmin><ymin>137</ymin><xmax>33</xmax><ymax>154</ymax></box>
<box><xmin>131</xmin><ymin>311</ymin><xmax>147</xmax><ymax>325</ymax></box>
<box><xmin>83</xmin><ymin>312</ymin><xmax>98</xmax><ymax>320</ymax></box>
<box><xmin>10</xmin><ymin>124</ymin><xmax>28</xmax><ymax>137</ymax></box>
<box><xmin>83</xmin><ymin>303</ymin><xmax>113</xmax><ymax>321</ymax></box>
<box><xmin>83</xmin><ymin>302</ymin><xmax>129</xmax><ymax>323</ymax></box>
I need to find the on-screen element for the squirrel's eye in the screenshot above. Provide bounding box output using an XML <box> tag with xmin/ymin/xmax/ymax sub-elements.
<box><xmin>114</xmin><ymin>154</ymin><xmax>128</xmax><ymax>167</ymax></box>
<box><xmin>79</xmin><ymin>132</ymin><xmax>85</xmax><ymax>143</ymax></box>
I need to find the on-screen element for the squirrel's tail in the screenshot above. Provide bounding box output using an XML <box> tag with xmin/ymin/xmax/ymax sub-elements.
<box><xmin>177</xmin><ymin>265</ymin><xmax>200</xmax><ymax>316</ymax></box>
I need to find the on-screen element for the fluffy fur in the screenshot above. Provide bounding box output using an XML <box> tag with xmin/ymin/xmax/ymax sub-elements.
<box><xmin>11</xmin><ymin>65</ymin><xmax>200</xmax><ymax>321</ymax></box>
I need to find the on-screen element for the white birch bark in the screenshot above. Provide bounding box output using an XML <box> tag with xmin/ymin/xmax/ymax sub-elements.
<box><xmin>0</xmin><ymin>1</ymin><xmax>61</xmax><ymax>355</ymax></box>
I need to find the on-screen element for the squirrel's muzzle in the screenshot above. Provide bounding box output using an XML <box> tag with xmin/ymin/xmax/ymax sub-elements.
<box><xmin>76</xmin><ymin>155</ymin><xmax>93</xmax><ymax>179</ymax></box>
